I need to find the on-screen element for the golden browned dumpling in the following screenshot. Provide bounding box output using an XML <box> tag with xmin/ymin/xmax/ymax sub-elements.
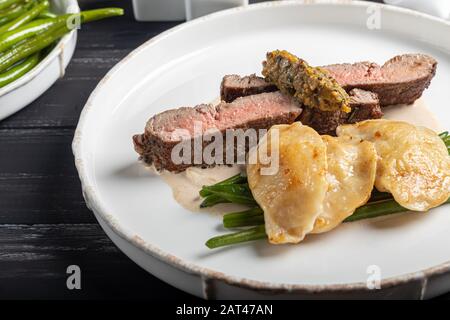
<box><xmin>337</xmin><ymin>119</ymin><xmax>450</xmax><ymax>211</ymax></box>
<box><xmin>312</xmin><ymin>136</ymin><xmax>377</xmax><ymax>233</ymax></box>
<box><xmin>247</xmin><ymin>122</ymin><xmax>328</xmax><ymax>244</ymax></box>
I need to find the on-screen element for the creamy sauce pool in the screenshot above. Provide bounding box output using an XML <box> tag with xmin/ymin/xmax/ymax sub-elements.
<box><xmin>158</xmin><ymin>98</ymin><xmax>442</xmax><ymax>213</ymax></box>
<box><xmin>160</xmin><ymin>165</ymin><xmax>248</xmax><ymax>214</ymax></box>
<box><xmin>383</xmin><ymin>99</ymin><xmax>442</xmax><ymax>132</ymax></box>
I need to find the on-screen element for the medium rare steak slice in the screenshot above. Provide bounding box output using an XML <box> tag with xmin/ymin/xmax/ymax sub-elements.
<box><xmin>220</xmin><ymin>74</ymin><xmax>277</xmax><ymax>103</ymax></box>
<box><xmin>298</xmin><ymin>89</ymin><xmax>383</xmax><ymax>135</ymax></box>
<box><xmin>133</xmin><ymin>92</ymin><xmax>302</xmax><ymax>172</ymax></box>
<box><xmin>323</xmin><ymin>54</ymin><xmax>437</xmax><ymax>106</ymax></box>
<box><xmin>221</xmin><ymin>54</ymin><xmax>436</xmax><ymax>106</ymax></box>
<box><xmin>220</xmin><ymin>74</ymin><xmax>383</xmax><ymax>135</ymax></box>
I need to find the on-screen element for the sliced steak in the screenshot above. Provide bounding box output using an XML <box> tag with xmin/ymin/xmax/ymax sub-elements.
<box><xmin>323</xmin><ymin>54</ymin><xmax>437</xmax><ymax>106</ymax></box>
<box><xmin>220</xmin><ymin>74</ymin><xmax>383</xmax><ymax>135</ymax></box>
<box><xmin>298</xmin><ymin>89</ymin><xmax>383</xmax><ymax>135</ymax></box>
<box><xmin>133</xmin><ymin>92</ymin><xmax>302</xmax><ymax>172</ymax></box>
<box><xmin>221</xmin><ymin>54</ymin><xmax>437</xmax><ymax>106</ymax></box>
<box><xmin>220</xmin><ymin>74</ymin><xmax>277</xmax><ymax>103</ymax></box>
<box><xmin>347</xmin><ymin>89</ymin><xmax>383</xmax><ymax>123</ymax></box>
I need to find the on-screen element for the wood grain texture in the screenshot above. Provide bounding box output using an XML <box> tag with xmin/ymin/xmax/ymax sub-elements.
<box><xmin>0</xmin><ymin>0</ymin><xmax>193</xmax><ymax>300</ymax></box>
<box><xmin>0</xmin><ymin>0</ymin><xmax>447</xmax><ymax>300</ymax></box>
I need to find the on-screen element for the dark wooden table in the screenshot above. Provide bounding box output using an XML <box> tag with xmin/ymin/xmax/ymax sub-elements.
<box><xmin>0</xmin><ymin>0</ymin><xmax>447</xmax><ymax>300</ymax></box>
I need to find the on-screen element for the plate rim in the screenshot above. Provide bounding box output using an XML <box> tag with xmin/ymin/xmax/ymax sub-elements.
<box><xmin>72</xmin><ymin>0</ymin><xmax>450</xmax><ymax>295</ymax></box>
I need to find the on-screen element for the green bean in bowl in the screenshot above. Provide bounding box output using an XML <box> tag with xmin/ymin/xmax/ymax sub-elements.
<box><xmin>0</xmin><ymin>0</ymin><xmax>124</xmax><ymax>88</ymax></box>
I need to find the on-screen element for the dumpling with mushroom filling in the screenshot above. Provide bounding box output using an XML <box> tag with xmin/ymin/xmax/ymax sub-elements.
<box><xmin>337</xmin><ymin>119</ymin><xmax>450</xmax><ymax>211</ymax></box>
<box><xmin>247</xmin><ymin>122</ymin><xmax>328</xmax><ymax>244</ymax></box>
<box><xmin>312</xmin><ymin>135</ymin><xmax>377</xmax><ymax>233</ymax></box>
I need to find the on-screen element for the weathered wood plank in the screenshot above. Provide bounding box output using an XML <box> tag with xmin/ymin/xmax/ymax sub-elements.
<box><xmin>0</xmin><ymin>128</ymin><xmax>94</xmax><ymax>224</ymax></box>
<box><xmin>0</xmin><ymin>224</ymin><xmax>195</xmax><ymax>300</ymax></box>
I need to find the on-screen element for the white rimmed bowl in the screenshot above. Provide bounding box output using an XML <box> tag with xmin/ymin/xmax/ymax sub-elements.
<box><xmin>73</xmin><ymin>0</ymin><xmax>450</xmax><ymax>299</ymax></box>
<box><xmin>0</xmin><ymin>0</ymin><xmax>79</xmax><ymax>121</ymax></box>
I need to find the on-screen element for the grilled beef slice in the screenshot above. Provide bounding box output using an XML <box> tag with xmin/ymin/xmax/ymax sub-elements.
<box><xmin>133</xmin><ymin>92</ymin><xmax>302</xmax><ymax>172</ymax></box>
<box><xmin>221</xmin><ymin>74</ymin><xmax>383</xmax><ymax>135</ymax></box>
<box><xmin>323</xmin><ymin>53</ymin><xmax>437</xmax><ymax>106</ymax></box>
<box><xmin>221</xmin><ymin>54</ymin><xmax>437</xmax><ymax>106</ymax></box>
<box><xmin>298</xmin><ymin>89</ymin><xmax>383</xmax><ymax>135</ymax></box>
<box><xmin>220</xmin><ymin>74</ymin><xmax>277</xmax><ymax>103</ymax></box>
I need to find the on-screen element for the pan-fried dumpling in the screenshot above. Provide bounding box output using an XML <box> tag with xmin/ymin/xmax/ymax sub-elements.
<box><xmin>247</xmin><ymin>122</ymin><xmax>328</xmax><ymax>244</ymax></box>
<box><xmin>337</xmin><ymin>119</ymin><xmax>450</xmax><ymax>211</ymax></box>
<box><xmin>312</xmin><ymin>136</ymin><xmax>377</xmax><ymax>233</ymax></box>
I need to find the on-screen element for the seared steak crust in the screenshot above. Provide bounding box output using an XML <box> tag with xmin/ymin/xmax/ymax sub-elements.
<box><xmin>298</xmin><ymin>89</ymin><xmax>383</xmax><ymax>135</ymax></box>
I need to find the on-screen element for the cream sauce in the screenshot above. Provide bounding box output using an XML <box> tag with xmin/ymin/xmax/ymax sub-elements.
<box><xmin>160</xmin><ymin>165</ymin><xmax>248</xmax><ymax>214</ymax></box>
<box><xmin>158</xmin><ymin>98</ymin><xmax>442</xmax><ymax>213</ymax></box>
<box><xmin>383</xmin><ymin>99</ymin><xmax>442</xmax><ymax>132</ymax></box>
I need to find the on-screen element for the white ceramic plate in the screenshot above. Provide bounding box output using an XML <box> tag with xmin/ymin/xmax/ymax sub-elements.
<box><xmin>0</xmin><ymin>0</ymin><xmax>78</xmax><ymax>121</ymax></box>
<box><xmin>73</xmin><ymin>0</ymin><xmax>450</xmax><ymax>299</ymax></box>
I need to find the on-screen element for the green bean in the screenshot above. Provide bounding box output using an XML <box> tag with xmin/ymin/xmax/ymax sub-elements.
<box><xmin>343</xmin><ymin>199</ymin><xmax>408</xmax><ymax>222</ymax></box>
<box><xmin>202</xmin><ymin>184</ymin><xmax>256</xmax><ymax>205</ymax></box>
<box><xmin>199</xmin><ymin>194</ymin><xmax>229</xmax><ymax>208</ymax></box>
<box><xmin>0</xmin><ymin>24</ymin><xmax>68</xmax><ymax>72</ymax></box>
<box><xmin>205</xmin><ymin>225</ymin><xmax>266</xmax><ymax>249</ymax></box>
<box><xmin>199</xmin><ymin>173</ymin><xmax>246</xmax><ymax>197</ymax></box>
<box><xmin>344</xmin><ymin>198</ymin><xmax>450</xmax><ymax>222</ymax></box>
<box><xmin>443</xmin><ymin>135</ymin><xmax>450</xmax><ymax>145</ymax></box>
<box><xmin>0</xmin><ymin>51</ymin><xmax>39</xmax><ymax>88</ymax></box>
<box><xmin>0</xmin><ymin>0</ymin><xmax>20</xmax><ymax>11</ymax></box>
<box><xmin>207</xmin><ymin>198</ymin><xmax>450</xmax><ymax>247</ymax></box>
<box><xmin>0</xmin><ymin>16</ymin><xmax>9</xmax><ymax>25</ymax></box>
<box><xmin>0</xmin><ymin>0</ymin><xmax>48</xmax><ymax>34</ymax></box>
<box><xmin>38</xmin><ymin>10</ymin><xmax>55</xmax><ymax>19</ymax></box>
<box><xmin>204</xmin><ymin>183</ymin><xmax>253</xmax><ymax>195</ymax></box>
<box><xmin>369</xmin><ymin>190</ymin><xmax>392</xmax><ymax>202</ymax></box>
<box><xmin>0</xmin><ymin>3</ymin><xmax>18</xmax><ymax>16</ymax></box>
<box><xmin>0</xmin><ymin>2</ymin><xmax>24</xmax><ymax>21</ymax></box>
<box><xmin>0</xmin><ymin>8</ymin><xmax>124</xmax><ymax>71</ymax></box>
<box><xmin>77</xmin><ymin>7</ymin><xmax>124</xmax><ymax>23</ymax></box>
<box><xmin>0</xmin><ymin>18</ymin><xmax>54</xmax><ymax>52</ymax></box>
<box><xmin>0</xmin><ymin>8</ymin><xmax>124</xmax><ymax>53</ymax></box>
<box><xmin>0</xmin><ymin>4</ymin><xmax>28</xmax><ymax>25</ymax></box>
<box><xmin>223</xmin><ymin>207</ymin><xmax>264</xmax><ymax>228</ymax></box>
